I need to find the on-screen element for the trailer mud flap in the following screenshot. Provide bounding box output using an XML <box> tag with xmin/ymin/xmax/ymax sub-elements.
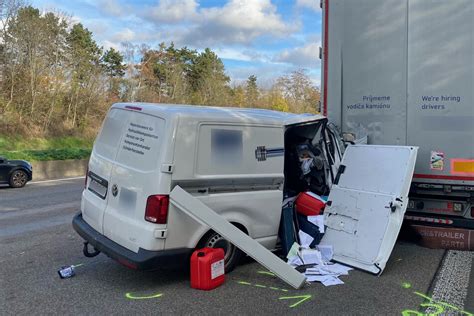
<box><xmin>170</xmin><ymin>186</ymin><xmax>306</xmax><ymax>289</ymax></box>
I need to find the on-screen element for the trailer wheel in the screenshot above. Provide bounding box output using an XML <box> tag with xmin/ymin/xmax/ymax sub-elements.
<box><xmin>198</xmin><ymin>229</ymin><xmax>244</xmax><ymax>273</ymax></box>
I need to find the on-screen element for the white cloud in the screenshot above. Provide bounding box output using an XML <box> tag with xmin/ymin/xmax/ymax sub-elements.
<box><xmin>141</xmin><ymin>0</ymin><xmax>297</xmax><ymax>46</ymax></box>
<box><xmin>216</xmin><ymin>48</ymin><xmax>253</xmax><ymax>62</ymax></box>
<box><xmin>103</xmin><ymin>40</ymin><xmax>121</xmax><ymax>51</ymax></box>
<box><xmin>145</xmin><ymin>0</ymin><xmax>198</xmax><ymax>24</ymax></box>
<box><xmin>111</xmin><ymin>28</ymin><xmax>136</xmax><ymax>42</ymax></box>
<box><xmin>274</xmin><ymin>41</ymin><xmax>321</xmax><ymax>68</ymax></box>
<box><xmin>185</xmin><ymin>0</ymin><xmax>296</xmax><ymax>45</ymax></box>
<box><xmin>97</xmin><ymin>0</ymin><xmax>125</xmax><ymax>16</ymax></box>
<box><xmin>296</xmin><ymin>0</ymin><xmax>320</xmax><ymax>12</ymax></box>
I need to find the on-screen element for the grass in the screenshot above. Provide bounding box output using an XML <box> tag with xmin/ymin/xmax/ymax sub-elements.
<box><xmin>0</xmin><ymin>136</ymin><xmax>93</xmax><ymax>161</ymax></box>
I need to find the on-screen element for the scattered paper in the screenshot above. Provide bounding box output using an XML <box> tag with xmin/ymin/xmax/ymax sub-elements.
<box><xmin>288</xmin><ymin>256</ymin><xmax>303</xmax><ymax>267</ymax></box>
<box><xmin>306</xmin><ymin>263</ymin><xmax>352</xmax><ymax>276</ymax></box>
<box><xmin>321</xmin><ymin>276</ymin><xmax>344</xmax><ymax>286</ymax></box>
<box><xmin>307</xmin><ymin>215</ymin><xmax>325</xmax><ymax>233</ymax></box>
<box><xmin>298</xmin><ymin>230</ymin><xmax>314</xmax><ymax>249</ymax></box>
<box><xmin>303</xmin><ymin>262</ymin><xmax>352</xmax><ymax>286</ymax></box>
<box><xmin>306</xmin><ymin>275</ymin><xmax>330</xmax><ymax>282</ymax></box>
<box><xmin>316</xmin><ymin>245</ymin><xmax>333</xmax><ymax>262</ymax></box>
<box><xmin>300</xmin><ymin>249</ymin><xmax>324</xmax><ymax>266</ymax></box>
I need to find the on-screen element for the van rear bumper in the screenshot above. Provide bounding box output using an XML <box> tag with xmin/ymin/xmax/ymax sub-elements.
<box><xmin>72</xmin><ymin>212</ymin><xmax>193</xmax><ymax>270</ymax></box>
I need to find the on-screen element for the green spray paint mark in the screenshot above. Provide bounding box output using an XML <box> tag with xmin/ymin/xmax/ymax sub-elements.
<box><xmin>72</xmin><ymin>263</ymin><xmax>84</xmax><ymax>268</ymax></box>
<box><xmin>125</xmin><ymin>292</ymin><xmax>163</xmax><ymax>300</ymax></box>
<box><xmin>401</xmin><ymin>291</ymin><xmax>473</xmax><ymax>316</ymax></box>
<box><xmin>257</xmin><ymin>270</ymin><xmax>276</xmax><ymax>277</ymax></box>
<box><xmin>278</xmin><ymin>295</ymin><xmax>312</xmax><ymax>308</ymax></box>
<box><xmin>401</xmin><ymin>282</ymin><xmax>412</xmax><ymax>289</ymax></box>
<box><xmin>236</xmin><ymin>281</ymin><xmax>288</xmax><ymax>292</ymax></box>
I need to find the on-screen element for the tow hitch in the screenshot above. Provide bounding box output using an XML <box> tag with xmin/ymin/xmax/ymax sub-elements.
<box><xmin>83</xmin><ymin>241</ymin><xmax>101</xmax><ymax>258</ymax></box>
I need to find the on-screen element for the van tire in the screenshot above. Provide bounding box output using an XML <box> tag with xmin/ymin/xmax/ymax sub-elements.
<box><xmin>198</xmin><ymin>231</ymin><xmax>244</xmax><ymax>273</ymax></box>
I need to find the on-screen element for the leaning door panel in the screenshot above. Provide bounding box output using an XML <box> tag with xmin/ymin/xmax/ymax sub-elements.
<box><xmin>320</xmin><ymin>145</ymin><xmax>417</xmax><ymax>274</ymax></box>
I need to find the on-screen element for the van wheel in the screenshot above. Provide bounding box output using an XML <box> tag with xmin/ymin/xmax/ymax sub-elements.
<box><xmin>9</xmin><ymin>170</ymin><xmax>28</xmax><ymax>188</ymax></box>
<box><xmin>198</xmin><ymin>231</ymin><xmax>243</xmax><ymax>273</ymax></box>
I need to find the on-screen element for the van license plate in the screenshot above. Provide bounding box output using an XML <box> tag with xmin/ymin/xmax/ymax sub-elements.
<box><xmin>88</xmin><ymin>172</ymin><xmax>108</xmax><ymax>199</ymax></box>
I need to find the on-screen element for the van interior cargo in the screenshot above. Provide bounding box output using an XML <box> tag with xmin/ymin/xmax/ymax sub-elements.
<box><xmin>283</xmin><ymin>121</ymin><xmax>331</xmax><ymax>199</ymax></box>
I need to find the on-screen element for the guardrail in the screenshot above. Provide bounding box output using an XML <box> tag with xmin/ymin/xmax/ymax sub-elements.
<box><xmin>31</xmin><ymin>159</ymin><xmax>88</xmax><ymax>181</ymax></box>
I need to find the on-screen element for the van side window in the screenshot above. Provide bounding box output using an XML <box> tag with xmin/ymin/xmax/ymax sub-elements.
<box><xmin>211</xmin><ymin>129</ymin><xmax>243</xmax><ymax>165</ymax></box>
<box><xmin>196</xmin><ymin>124</ymin><xmax>284</xmax><ymax>176</ymax></box>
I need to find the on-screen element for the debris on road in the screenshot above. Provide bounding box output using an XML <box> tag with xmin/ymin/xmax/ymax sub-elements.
<box><xmin>58</xmin><ymin>265</ymin><xmax>76</xmax><ymax>279</ymax></box>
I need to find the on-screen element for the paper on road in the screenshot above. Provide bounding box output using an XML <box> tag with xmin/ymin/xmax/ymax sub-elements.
<box><xmin>316</xmin><ymin>245</ymin><xmax>333</xmax><ymax>262</ymax></box>
<box><xmin>300</xmin><ymin>249</ymin><xmax>324</xmax><ymax>266</ymax></box>
<box><xmin>321</xmin><ymin>276</ymin><xmax>344</xmax><ymax>286</ymax></box>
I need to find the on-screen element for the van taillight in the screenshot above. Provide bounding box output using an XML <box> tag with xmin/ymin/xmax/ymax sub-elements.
<box><xmin>145</xmin><ymin>195</ymin><xmax>169</xmax><ymax>224</ymax></box>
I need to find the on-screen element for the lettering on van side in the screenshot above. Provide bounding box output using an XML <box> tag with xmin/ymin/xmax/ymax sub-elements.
<box><xmin>122</xmin><ymin>122</ymin><xmax>158</xmax><ymax>156</ymax></box>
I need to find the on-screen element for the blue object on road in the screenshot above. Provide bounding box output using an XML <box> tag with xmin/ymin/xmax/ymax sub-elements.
<box><xmin>58</xmin><ymin>265</ymin><xmax>75</xmax><ymax>279</ymax></box>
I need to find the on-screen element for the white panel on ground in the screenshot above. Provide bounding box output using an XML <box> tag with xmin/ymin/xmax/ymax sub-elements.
<box><xmin>170</xmin><ymin>186</ymin><xmax>306</xmax><ymax>289</ymax></box>
<box><xmin>320</xmin><ymin>145</ymin><xmax>418</xmax><ymax>274</ymax></box>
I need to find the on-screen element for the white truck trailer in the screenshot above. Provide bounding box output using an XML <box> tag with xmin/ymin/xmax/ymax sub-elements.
<box><xmin>321</xmin><ymin>0</ymin><xmax>474</xmax><ymax>245</ymax></box>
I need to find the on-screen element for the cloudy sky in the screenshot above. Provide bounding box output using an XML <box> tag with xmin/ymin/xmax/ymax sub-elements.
<box><xmin>31</xmin><ymin>0</ymin><xmax>322</xmax><ymax>86</ymax></box>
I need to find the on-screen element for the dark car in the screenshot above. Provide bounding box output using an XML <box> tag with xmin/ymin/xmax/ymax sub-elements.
<box><xmin>0</xmin><ymin>156</ymin><xmax>33</xmax><ymax>188</ymax></box>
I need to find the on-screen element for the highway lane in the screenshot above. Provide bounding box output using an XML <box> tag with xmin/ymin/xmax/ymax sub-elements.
<box><xmin>0</xmin><ymin>178</ymin><xmax>472</xmax><ymax>315</ymax></box>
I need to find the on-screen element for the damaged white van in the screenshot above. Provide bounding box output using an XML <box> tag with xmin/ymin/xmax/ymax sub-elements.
<box><xmin>73</xmin><ymin>103</ymin><xmax>417</xmax><ymax>274</ymax></box>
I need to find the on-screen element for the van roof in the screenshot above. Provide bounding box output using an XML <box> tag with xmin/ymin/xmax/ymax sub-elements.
<box><xmin>112</xmin><ymin>103</ymin><xmax>325</xmax><ymax>126</ymax></box>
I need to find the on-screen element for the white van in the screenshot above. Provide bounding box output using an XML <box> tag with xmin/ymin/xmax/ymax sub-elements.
<box><xmin>73</xmin><ymin>103</ymin><xmax>417</xmax><ymax>273</ymax></box>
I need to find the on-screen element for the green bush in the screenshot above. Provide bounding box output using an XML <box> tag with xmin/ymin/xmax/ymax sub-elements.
<box><xmin>0</xmin><ymin>136</ymin><xmax>93</xmax><ymax>161</ymax></box>
<box><xmin>0</xmin><ymin>136</ymin><xmax>93</xmax><ymax>151</ymax></box>
<box><xmin>1</xmin><ymin>148</ymin><xmax>91</xmax><ymax>161</ymax></box>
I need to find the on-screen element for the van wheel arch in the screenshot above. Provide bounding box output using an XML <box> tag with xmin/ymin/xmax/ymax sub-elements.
<box><xmin>197</xmin><ymin>222</ymin><xmax>247</xmax><ymax>273</ymax></box>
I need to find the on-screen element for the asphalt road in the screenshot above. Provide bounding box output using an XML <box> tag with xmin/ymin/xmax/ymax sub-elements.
<box><xmin>1</xmin><ymin>178</ymin><xmax>473</xmax><ymax>315</ymax></box>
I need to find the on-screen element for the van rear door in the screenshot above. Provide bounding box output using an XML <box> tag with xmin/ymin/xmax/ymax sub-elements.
<box><xmin>82</xmin><ymin>108</ymin><xmax>130</xmax><ymax>234</ymax></box>
<box><xmin>320</xmin><ymin>145</ymin><xmax>417</xmax><ymax>274</ymax></box>
<box><xmin>102</xmin><ymin>110</ymin><xmax>168</xmax><ymax>253</ymax></box>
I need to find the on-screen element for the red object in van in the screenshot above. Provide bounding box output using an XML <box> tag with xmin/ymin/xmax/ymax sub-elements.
<box><xmin>295</xmin><ymin>192</ymin><xmax>326</xmax><ymax>216</ymax></box>
<box><xmin>190</xmin><ymin>248</ymin><xmax>225</xmax><ymax>291</ymax></box>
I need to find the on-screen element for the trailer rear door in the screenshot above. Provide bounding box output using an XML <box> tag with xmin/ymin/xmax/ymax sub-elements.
<box><xmin>320</xmin><ymin>145</ymin><xmax>417</xmax><ymax>274</ymax></box>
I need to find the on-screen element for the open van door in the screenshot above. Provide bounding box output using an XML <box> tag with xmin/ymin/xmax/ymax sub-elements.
<box><xmin>320</xmin><ymin>145</ymin><xmax>418</xmax><ymax>274</ymax></box>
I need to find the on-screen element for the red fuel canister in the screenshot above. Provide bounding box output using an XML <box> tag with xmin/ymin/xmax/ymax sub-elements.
<box><xmin>190</xmin><ymin>247</ymin><xmax>225</xmax><ymax>290</ymax></box>
<box><xmin>295</xmin><ymin>191</ymin><xmax>326</xmax><ymax>216</ymax></box>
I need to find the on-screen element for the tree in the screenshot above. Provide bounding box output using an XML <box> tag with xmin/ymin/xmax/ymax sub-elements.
<box><xmin>101</xmin><ymin>47</ymin><xmax>126</xmax><ymax>99</ymax></box>
<box><xmin>245</xmin><ymin>75</ymin><xmax>259</xmax><ymax>107</ymax></box>
<box><xmin>102</xmin><ymin>47</ymin><xmax>125</xmax><ymax>78</ymax></box>
<box><xmin>273</xmin><ymin>69</ymin><xmax>320</xmax><ymax>113</ymax></box>
<box><xmin>66</xmin><ymin>23</ymin><xmax>105</xmax><ymax>127</ymax></box>
<box><xmin>189</xmin><ymin>48</ymin><xmax>230</xmax><ymax>105</ymax></box>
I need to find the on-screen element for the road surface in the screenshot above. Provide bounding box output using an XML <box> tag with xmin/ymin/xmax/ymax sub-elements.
<box><xmin>1</xmin><ymin>178</ymin><xmax>473</xmax><ymax>315</ymax></box>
